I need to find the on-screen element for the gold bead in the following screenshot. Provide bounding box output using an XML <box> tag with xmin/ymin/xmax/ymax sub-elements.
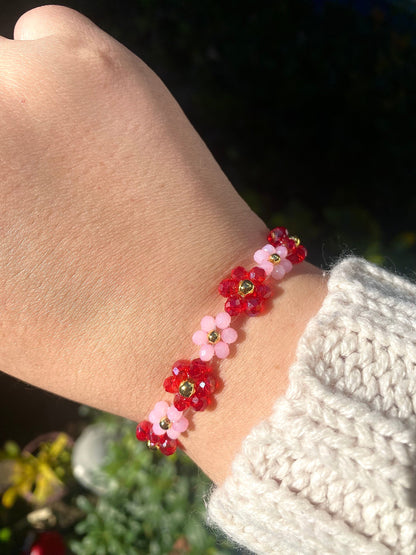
<box><xmin>207</xmin><ymin>330</ymin><xmax>220</xmax><ymax>344</ymax></box>
<box><xmin>146</xmin><ymin>440</ymin><xmax>159</xmax><ymax>451</ymax></box>
<box><xmin>159</xmin><ymin>417</ymin><xmax>171</xmax><ymax>430</ymax></box>
<box><xmin>269</xmin><ymin>253</ymin><xmax>281</xmax><ymax>265</ymax></box>
<box><xmin>179</xmin><ymin>380</ymin><xmax>195</xmax><ymax>398</ymax></box>
<box><xmin>289</xmin><ymin>236</ymin><xmax>301</xmax><ymax>247</ymax></box>
<box><xmin>238</xmin><ymin>279</ymin><xmax>255</xmax><ymax>296</ymax></box>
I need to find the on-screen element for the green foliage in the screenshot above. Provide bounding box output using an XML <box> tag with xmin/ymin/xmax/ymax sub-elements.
<box><xmin>70</xmin><ymin>414</ymin><xmax>234</xmax><ymax>555</ymax></box>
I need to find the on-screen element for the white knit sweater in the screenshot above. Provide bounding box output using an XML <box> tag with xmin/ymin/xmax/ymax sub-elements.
<box><xmin>208</xmin><ymin>257</ymin><xmax>416</xmax><ymax>554</ymax></box>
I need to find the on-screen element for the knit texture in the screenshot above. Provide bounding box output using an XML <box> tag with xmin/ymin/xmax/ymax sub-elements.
<box><xmin>208</xmin><ymin>257</ymin><xmax>416</xmax><ymax>554</ymax></box>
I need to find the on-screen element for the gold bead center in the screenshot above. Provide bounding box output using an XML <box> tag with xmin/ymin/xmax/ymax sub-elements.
<box><xmin>269</xmin><ymin>253</ymin><xmax>281</xmax><ymax>265</ymax></box>
<box><xmin>179</xmin><ymin>380</ymin><xmax>195</xmax><ymax>398</ymax></box>
<box><xmin>146</xmin><ymin>440</ymin><xmax>159</xmax><ymax>451</ymax></box>
<box><xmin>159</xmin><ymin>417</ymin><xmax>171</xmax><ymax>430</ymax></box>
<box><xmin>208</xmin><ymin>330</ymin><xmax>220</xmax><ymax>344</ymax></box>
<box><xmin>238</xmin><ymin>279</ymin><xmax>255</xmax><ymax>296</ymax></box>
<box><xmin>289</xmin><ymin>236</ymin><xmax>301</xmax><ymax>247</ymax></box>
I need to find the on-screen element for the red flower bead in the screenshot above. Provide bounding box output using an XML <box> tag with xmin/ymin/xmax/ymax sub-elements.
<box><xmin>136</xmin><ymin>420</ymin><xmax>178</xmax><ymax>455</ymax></box>
<box><xmin>164</xmin><ymin>358</ymin><xmax>217</xmax><ymax>412</ymax></box>
<box><xmin>267</xmin><ymin>226</ymin><xmax>288</xmax><ymax>245</ymax></box>
<box><xmin>267</xmin><ymin>226</ymin><xmax>307</xmax><ymax>264</ymax></box>
<box><xmin>287</xmin><ymin>244</ymin><xmax>307</xmax><ymax>264</ymax></box>
<box><xmin>218</xmin><ymin>279</ymin><xmax>238</xmax><ymax>297</ymax></box>
<box><xmin>218</xmin><ymin>266</ymin><xmax>271</xmax><ymax>316</ymax></box>
<box><xmin>136</xmin><ymin>420</ymin><xmax>152</xmax><ymax>441</ymax></box>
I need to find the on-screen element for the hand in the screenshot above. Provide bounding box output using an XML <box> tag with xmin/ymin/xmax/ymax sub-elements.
<box><xmin>0</xmin><ymin>6</ymin><xmax>326</xmax><ymax>483</ymax></box>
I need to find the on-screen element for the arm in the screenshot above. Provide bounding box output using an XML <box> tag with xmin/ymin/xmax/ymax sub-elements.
<box><xmin>0</xmin><ymin>6</ymin><xmax>326</xmax><ymax>484</ymax></box>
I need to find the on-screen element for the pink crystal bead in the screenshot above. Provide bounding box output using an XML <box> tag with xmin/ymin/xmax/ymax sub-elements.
<box><xmin>221</xmin><ymin>327</ymin><xmax>238</xmax><ymax>343</ymax></box>
<box><xmin>271</xmin><ymin>265</ymin><xmax>286</xmax><ymax>280</ymax></box>
<box><xmin>260</xmin><ymin>260</ymin><xmax>274</xmax><ymax>275</ymax></box>
<box><xmin>281</xmin><ymin>259</ymin><xmax>293</xmax><ymax>273</ymax></box>
<box><xmin>276</xmin><ymin>246</ymin><xmax>288</xmax><ymax>258</ymax></box>
<box><xmin>201</xmin><ymin>315</ymin><xmax>215</xmax><ymax>332</ymax></box>
<box><xmin>254</xmin><ymin>249</ymin><xmax>269</xmax><ymax>264</ymax></box>
<box><xmin>149</xmin><ymin>401</ymin><xmax>168</xmax><ymax>423</ymax></box>
<box><xmin>200</xmin><ymin>344</ymin><xmax>215</xmax><ymax>361</ymax></box>
<box><xmin>192</xmin><ymin>330</ymin><xmax>207</xmax><ymax>345</ymax></box>
<box><xmin>215</xmin><ymin>311</ymin><xmax>231</xmax><ymax>329</ymax></box>
<box><xmin>214</xmin><ymin>342</ymin><xmax>229</xmax><ymax>359</ymax></box>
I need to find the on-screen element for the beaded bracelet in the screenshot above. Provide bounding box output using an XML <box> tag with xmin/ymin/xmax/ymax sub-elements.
<box><xmin>135</xmin><ymin>226</ymin><xmax>307</xmax><ymax>455</ymax></box>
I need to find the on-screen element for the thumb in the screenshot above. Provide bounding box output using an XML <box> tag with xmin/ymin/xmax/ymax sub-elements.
<box><xmin>14</xmin><ymin>5</ymin><xmax>102</xmax><ymax>41</ymax></box>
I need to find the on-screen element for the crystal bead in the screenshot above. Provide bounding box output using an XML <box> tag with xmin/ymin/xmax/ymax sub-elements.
<box><xmin>136</xmin><ymin>420</ymin><xmax>152</xmax><ymax>441</ymax></box>
<box><xmin>231</xmin><ymin>266</ymin><xmax>247</xmax><ymax>280</ymax></box>
<box><xmin>191</xmin><ymin>395</ymin><xmax>208</xmax><ymax>411</ymax></box>
<box><xmin>287</xmin><ymin>245</ymin><xmax>307</xmax><ymax>264</ymax></box>
<box><xmin>159</xmin><ymin>437</ymin><xmax>177</xmax><ymax>456</ymax></box>
<box><xmin>248</xmin><ymin>267</ymin><xmax>266</xmax><ymax>283</ymax></box>
<box><xmin>267</xmin><ymin>226</ymin><xmax>288</xmax><ymax>246</ymax></box>
<box><xmin>225</xmin><ymin>295</ymin><xmax>245</xmax><ymax>316</ymax></box>
<box><xmin>218</xmin><ymin>279</ymin><xmax>238</xmax><ymax>297</ymax></box>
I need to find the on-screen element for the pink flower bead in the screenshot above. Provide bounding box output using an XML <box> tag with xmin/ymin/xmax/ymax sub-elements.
<box><xmin>192</xmin><ymin>312</ymin><xmax>238</xmax><ymax>361</ymax></box>
<box><xmin>253</xmin><ymin>244</ymin><xmax>292</xmax><ymax>280</ymax></box>
<box><xmin>148</xmin><ymin>401</ymin><xmax>189</xmax><ymax>440</ymax></box>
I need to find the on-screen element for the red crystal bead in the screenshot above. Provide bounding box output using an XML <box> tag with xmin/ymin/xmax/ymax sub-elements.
<box><xmin>172</xmin><ymin>360</ymin><xmax>190</xmax><ymax>376</ymax></box>
<box><xmin>267</xmin><ymin>226</ymin><xmax>288</xmax><ymax>246</ymax></box>
<box><xmin>195</xmin><ymin>376</ymin><xmax>217</xmax><ymax>397</ymax></box>
<box><xmin>256</xmin><ymin>283</ymin><xmax>271</xmax><ymax>299</ymax></box>
<box><xmin>245</xmin><ymin>296</ymin><xmax>264</xmax><ymax>316</ymax></box>
<box><xmin>283</xmin><ymin>237</ymin><xmax>298</xmax><ymax>253</ymax></box>
<box><xmin>218</xmin><ymin>278</ymin><xmax>238</xmax><ymax>297</ymax></box>
<box><xmin>174</xmin><ymin>394</ymin><xmax>189</xmax><ymax>411</ymax></box>
<box><xmin>159</xmin><ymin>437</ymin><xmax>177</xmax><ymax>456</ymax></box>
<box><xmin>231</xmin><ymin>266</ymin><xmax>247</xmax><ymax>280</ymax></box>
<box><xmin>191</xmin><ymin>395</ymin><xmax>208</xmax><ymax>411</ymax></box>
<box><xmin>225</xmin><ymin>295</ymin><xmax>245</xmax><ymax>316</ymax></box>
<box><xmin>189</xmin><ymin>358</ymin><xmax>210</xmax><ymax>379</ymax></box>
<box><xmin>136</xmin><ymin>420</ymin><xmax>152</xmax><ymax>441</ymax></box>
<box><xmin>249</xmin><ymin>266</ymin><xmax>266</xmax><ymax>283</ymax></box>
<box><xmin>149</xmin><ymin>430</ymin><xmax>163</xmax><ymax>444</ymax></box>
<box><xmin>196</xmin><ymin>375</ymin><xmax>217</xmax><ymax>396</ymax></box>
<box><xmin>287</xmin><ymin>245</ymin><xmax>307</xmax><ymax>264</ymax></box>
<box><xmin>164</xmin><ymin>375</ymin><xmax>179</xmax><ymax>393</ymax></box>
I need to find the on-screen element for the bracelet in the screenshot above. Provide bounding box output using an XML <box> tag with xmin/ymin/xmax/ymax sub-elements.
<box><xmin>135</xmin><ymin>226</ymin><xmax>307</xmax><ymax>455</ymax></box>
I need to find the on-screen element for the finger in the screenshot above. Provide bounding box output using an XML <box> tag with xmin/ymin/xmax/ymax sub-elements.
<box><xmin>14</xmin><ymin>5</ymin><xmax>102</xmax><ymax>41</ymax></box>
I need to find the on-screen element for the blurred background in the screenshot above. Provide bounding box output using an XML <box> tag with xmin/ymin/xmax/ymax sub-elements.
<box><xmin>0</xmin><ymin>0</ymin><xmax>415</xmax><ymax>553</ymax></box>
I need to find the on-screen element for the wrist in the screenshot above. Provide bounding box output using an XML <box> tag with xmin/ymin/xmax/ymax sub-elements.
<box><xmin>132</xmin><ymin>216</ymin><xmax>327</xmax><ymax>483</ymax></box>
<box><xmin>182</xmin><ymin>261</ymin><xmax>327</xmax><ymax>484</ymax></box>
<box><xmin>71</xmin><ymin>190</ymin><xmax>269</xmax><ymax>419</ymax></box>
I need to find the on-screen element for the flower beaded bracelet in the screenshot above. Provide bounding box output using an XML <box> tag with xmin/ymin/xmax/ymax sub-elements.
<box><xmin>135</xmin><ymin>227</ymin><xmax>307</xmax><ymax>455</ymax></box>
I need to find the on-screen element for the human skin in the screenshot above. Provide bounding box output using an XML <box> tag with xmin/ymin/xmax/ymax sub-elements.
<box><xmin>0</xmin><ymin>6</ymin><xmax>327</xmax><ymax>484</ymax></box>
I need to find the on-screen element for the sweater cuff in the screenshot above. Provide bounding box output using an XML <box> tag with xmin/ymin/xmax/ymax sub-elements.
<box><xmin>207</xmin><ymin>257</ymin><xmax>416</xmax><ymax>554</ymax></box>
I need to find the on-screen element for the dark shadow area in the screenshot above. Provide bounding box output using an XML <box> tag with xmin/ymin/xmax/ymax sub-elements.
<box><xmin>0</xmin><ymin>372</ymin><xmax>80</xmax><ymax>445</ymax></box>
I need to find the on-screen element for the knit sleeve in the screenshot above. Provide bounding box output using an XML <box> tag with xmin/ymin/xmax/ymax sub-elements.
<box><xmin>207</xmin><ymin>257</ymin><xmax>416</xmax><ymax>555</ymax></box>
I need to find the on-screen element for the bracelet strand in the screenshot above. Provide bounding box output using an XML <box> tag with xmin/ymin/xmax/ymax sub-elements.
<box><xmin>135</xmin><ymin>227</ymin><xmax>307</xmax><ymax>455</ymax></box>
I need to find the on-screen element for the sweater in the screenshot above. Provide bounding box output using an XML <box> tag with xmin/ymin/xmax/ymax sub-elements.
<box><xmin>207</xmin><ymin>257</ymin><xmax>416</xmax><ymax>554</ymax></box>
